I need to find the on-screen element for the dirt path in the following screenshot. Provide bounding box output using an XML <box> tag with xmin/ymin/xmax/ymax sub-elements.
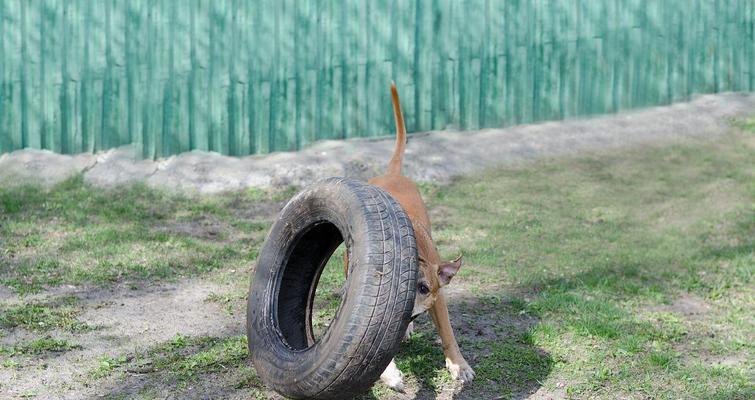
<box><xmin>0</xmin><ymin>280</ymin><xmax>245</xmax><ymax>399</ymax></box>
<box><xmin>1</xmin><ymin>278</ymin><xmax>536</xmax><ymax>399</ymax></box>
<box><xmin>1</xmin><ymin>93</ymin><xmax>753</xmax><ymax>193</ymax></box>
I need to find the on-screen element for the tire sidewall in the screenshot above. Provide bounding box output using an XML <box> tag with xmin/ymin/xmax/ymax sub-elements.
<box><xmin>247</xmin><ymin>178</ymin><xmax>417</xmax><ymax>399</ymax></box>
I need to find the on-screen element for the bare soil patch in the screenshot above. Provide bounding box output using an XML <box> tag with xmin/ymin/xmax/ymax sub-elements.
<box><xmin>0</xmin><ymin>279</ymin><xmax>243</xmax><ymax>399</ymax></box>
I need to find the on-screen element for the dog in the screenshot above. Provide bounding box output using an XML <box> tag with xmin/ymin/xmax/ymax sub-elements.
<box><xmin>353</xmin><ymin>83</ymin><xmax>475</xmax><ymax>391</ymax></box>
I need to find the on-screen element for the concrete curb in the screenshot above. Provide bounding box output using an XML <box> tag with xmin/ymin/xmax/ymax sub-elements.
<box><xmin>1</xmin><ymin>92</ymin><xmax>753</xmax><ymax>193</ymax></box>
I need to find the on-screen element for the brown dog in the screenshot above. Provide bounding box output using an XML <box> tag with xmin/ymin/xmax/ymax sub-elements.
<box><xmin>365</xmin><ymin>83</ymin><xmax>475</xmax><ymax>391</ymax></box>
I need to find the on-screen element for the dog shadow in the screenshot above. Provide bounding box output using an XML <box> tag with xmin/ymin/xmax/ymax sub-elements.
<box><xmin>360</xmin><ymin>289</ymin><xmax>553</xmax><ymax>400</ymax></box>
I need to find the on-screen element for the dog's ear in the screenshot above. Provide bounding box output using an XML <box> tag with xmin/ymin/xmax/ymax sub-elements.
<box><xmin>438</xmin><ymin>254</ymin><xmax>463</xmax><ymax>286</ymax></box>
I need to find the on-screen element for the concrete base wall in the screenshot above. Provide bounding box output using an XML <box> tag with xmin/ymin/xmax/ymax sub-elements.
<box><xmin>1</xmin><ymin>93</ymin><xmax>753</xmax><ymax>194</ymax></box>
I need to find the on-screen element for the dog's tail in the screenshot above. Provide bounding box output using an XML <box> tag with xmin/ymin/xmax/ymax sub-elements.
<box><xmin>386</xmin><ymin>82</ymin><xmax>407</xmax><ymax>176</ymax></box>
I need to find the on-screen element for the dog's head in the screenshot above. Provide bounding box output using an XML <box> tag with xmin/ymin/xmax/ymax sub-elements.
<box><xmin>411</xmin><ymin>254</ymin><xmax>463</xmax><ymax>318</ymax></box>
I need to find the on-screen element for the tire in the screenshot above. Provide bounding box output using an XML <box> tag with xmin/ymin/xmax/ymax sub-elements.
<box><xmin>246</xmin><ymin>177</ymin><xmax>418</xmax><ymax>399</ymax></box>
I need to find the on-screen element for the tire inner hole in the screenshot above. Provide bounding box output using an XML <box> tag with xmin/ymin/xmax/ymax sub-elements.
<box><xmin>310</xmin><ymin>242</ymin><xmax>347</xmax><ymax>341</ymax></box>
<box><xmin>277</xmin><ymin>221</ymin><xmax>348</xmax><ymax>350</ymax></box>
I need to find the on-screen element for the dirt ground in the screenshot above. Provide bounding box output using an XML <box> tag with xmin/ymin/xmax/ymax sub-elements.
<box><xmin>0</xmin><ymin>281</ymin><xmax>243</xmax><ymax>398</ymax></box>
<box><xmin>1</xmin><ymin>95</ymin><xmax>753</xmax><ymax>399</ymax></box>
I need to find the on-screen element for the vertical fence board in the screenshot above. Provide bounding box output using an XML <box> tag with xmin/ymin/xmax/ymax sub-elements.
<box><xmin>0</xmin><ymin>0</ymin><xmax>752</xmax><ymax>158</ymax></box>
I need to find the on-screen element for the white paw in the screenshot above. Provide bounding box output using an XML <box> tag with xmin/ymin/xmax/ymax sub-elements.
<box><xmin>380</xmin><ymin>359</ymin><xmax>405</xmax><ymax>392</ymax></box>
<box><xmin>403</xmin><ymin>321</ymin><xmax>414</xmax><ymax>341</ymax></box>
<box><xmin>446</xmin><ymin>357</ymin><xmax>475</xmax><ymax>383</ymax></box>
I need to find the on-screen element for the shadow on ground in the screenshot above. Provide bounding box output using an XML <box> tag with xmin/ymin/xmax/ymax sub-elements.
<box><xmin>93</xmin><ymin>328</ymin><xmax>269</xmax><ymax>400</ymax></box>
<box><xmin>359</xmin><ymin>286</ymin><xmax>553</xmax><ymax>400</ymax></box>
<box><xmin>88</xmin><ymin>279</ymin><xmax>552</xmax><ymax>400</ymax></box>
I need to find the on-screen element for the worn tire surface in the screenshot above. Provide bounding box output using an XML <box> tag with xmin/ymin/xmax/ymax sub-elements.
<box><xmin>247</xmin><ymin>177</ymin><xmax>418</xmax><ymax>399</ymax></box>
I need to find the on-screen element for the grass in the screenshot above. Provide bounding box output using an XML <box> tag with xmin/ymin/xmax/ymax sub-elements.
<box><xmin>0</xmin><ymin>296</ymin><xmax>93</xmax><ymax>332</ymax></box>
<box><xmin>204</xmin><ymin>292</ymin><xmax>247</xmax><ymax>316</ymax></box>
<box><xmin>0</xmin><ymin>178</ymin><xmax>289</xmax><ymax>294</ymax></box>
<box><xmin>1</xmin><ymin>337</ymin><xmax>81</xmax><ymax>356</ymax></box>
<box><xmin>90</xmin><ymin>334</ymin><xmax>250</xmax><ymax>380</ymax></box>
<box><xmin>0</xmin><ymin>125</ymin><xmax>753</xmax><ymax>399</ymax></box>
<box><xmin>417</xmin><ymin>129</ymin><xmax>754</xmax><ymax>398</ymax></box>
<box><xmin>88</xmin><ymin>334</ymin><xmax>269</xmax><ymax>398</ymax></box>
<box><xmin>311</xmin><ymin>244</ymin><xmax>347</xmax><ymax>339</ymax></box>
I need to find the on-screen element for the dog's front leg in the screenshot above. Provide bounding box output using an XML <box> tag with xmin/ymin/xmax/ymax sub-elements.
<box><xmin>429</xmin><ymin>290</ymin><xmax>475</xmax><ymax>382</ymax></box>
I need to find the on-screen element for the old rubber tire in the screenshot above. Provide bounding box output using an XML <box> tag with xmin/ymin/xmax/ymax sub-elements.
<box><xmin>246</xmin><ymin>177</ymin><xmax>418</xmax><ymax>399</ymax></box>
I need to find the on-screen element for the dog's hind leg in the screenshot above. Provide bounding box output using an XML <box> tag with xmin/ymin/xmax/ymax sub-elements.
<box><xmin>379</xmin><ymin>358</ymin><xmax>405</xmax><ymax>392</ymax></box>
<box><xmin>404</xmin><ymin>321</ymin><xmax>414</xmax><ymax>341</ymax></box>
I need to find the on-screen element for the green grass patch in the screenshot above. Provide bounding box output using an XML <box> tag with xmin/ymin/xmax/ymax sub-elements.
<box><xmin>420</xmin><ymin>131</ymin><xmax>754</xmax><ymax>398</ymax></box>
<box><xmin>0</xmin><ymin>176</ymin><xmax>289</xmax><ymax>293</ymax></box>
<box><xmin>2</xmin><ymin>128</ymin><xmax>753</xmax><ymax>398</ymax></box>
<box><xmin>310</xmin><ymin>244</ymin><xmax>347</xmax><ymax>339</ymax></box>
<box><xmin>734</xmin><ymin>116</ymin><xmax>755</xmax><ymax>134</ymax></box>
<box><xmin>87</xmin><ymin>334</ymin><xmax>270</xmax><ymax>398</ymax></box>
<box><xmin>204</xmin><ymin>292</ymin><xmax>247</xmax><ymax>316</ymax></box>
<box><xmin>394</xmin><ymin>332</ymin><xmax>451</xmax><ymax>392</ymax></box>
<box><xmin>474</xmin><ymin>338</ymin><xmax>553</xmax><ymax>385</ymax></box>
<box><xmin>91</xmin><ymin>334</ymin><xmax>249</xmax><ymax>382</ymax></box>
<box><xmin>1</xmin><ymin>337</ymin><xmax>81</xmax><ymax>356</ymax></box>
<box><xmin>0</xmin><ymin>297</ymin><xmax>93</xmax><ymax>332</ymax></box>
<box><xmin>91</xmin><ymin>354</ymin><xmax>130</xmax><ymax>379</ymax></box>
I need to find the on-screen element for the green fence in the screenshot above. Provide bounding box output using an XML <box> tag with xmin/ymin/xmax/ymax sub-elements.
<box><xmin>1</xmin><ymin>0</ymin><xmax>753</xmax><ymax>158</ymax></box>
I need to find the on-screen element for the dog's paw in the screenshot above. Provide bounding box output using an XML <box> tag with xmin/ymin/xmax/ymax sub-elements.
<box><xmin>380</xmin><ymin>359</ymin><xmax>405</xmax><ymax>393</ymax></box>
<box><xmin>403</xmin><ymin>321</ymin><xmax>414</xmax><ymax>341</ymax></box>
<box><xmin>446</xmin><ymin>358</ymin><xmax>475</xmax><ymax>383</ymax></box>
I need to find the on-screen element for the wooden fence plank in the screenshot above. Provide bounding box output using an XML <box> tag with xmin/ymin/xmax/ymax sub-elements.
<box><xmin>0</xmin><ymin>0</ymin><xmax>752</xmax><ymax>158</ymax></box>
